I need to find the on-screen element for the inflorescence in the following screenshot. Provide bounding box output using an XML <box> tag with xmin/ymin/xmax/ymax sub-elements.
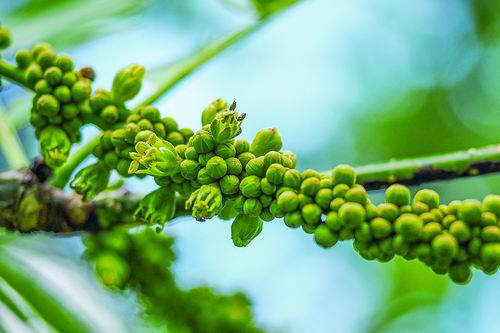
<box><xmin>1</xmin><ymin>28</ymin><xmax>500</xmax><ymax>284</ymax></box>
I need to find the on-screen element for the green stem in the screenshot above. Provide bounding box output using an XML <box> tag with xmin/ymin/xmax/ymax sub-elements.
<box><xmin>51</xmin><ymin>135</ymin><xmax>101</xmax><ymax>189</ymax></box>
<box><xmin>329</xmin><ymin>144</ymin><xmax>500</xmax><ymax>190</ymax></box>
<box><xmin>0</xmin><ymin>106</ymin><xmax>29</xmax><ymax>169</ymax></box>
<box><xmin>0</xmin><ymin>59</ymin><xmax>31</xmax><ymax>90</ymax></box>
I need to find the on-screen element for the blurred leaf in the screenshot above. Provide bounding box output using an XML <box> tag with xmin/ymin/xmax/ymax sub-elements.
<box><xmin>250</xmin><ymin>0</ymin><xmax>300</xmax><ymax>18</ymax></box>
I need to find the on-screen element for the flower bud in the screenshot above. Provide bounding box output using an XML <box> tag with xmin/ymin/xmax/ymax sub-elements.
<box><xmin>161</xmin><ymin>116</ymin><xmax>178</xmax><ymax>132</ymax></box>
<box><xmin>34</xmin><ymin>79</ymin><xmax>51</xmax><ymax>94</ymax></box>
<box><xmin>129</xmin><ymin>134</ymin><xmax>181</xmax><ymax>177</ymax></box>
<box><xmin>449</xmin><ymin>221</ymin><xmax>471</xmax><ymax>243</ymax></box>
<box><xmin>301</xmin><ymin>177</ymin><xmax>321</xmax><ymax>197</ymax></box>
<box><xmin>325</xmin><ymin>211</ymin><xmax>343</xmax><ymax>231</ymax></box>
<box><xmin>238</xmin><ymin>152</ymin><xmax>256</xmax><ymax>167</ymax></box>
<box><xmin>432</xmin><ymin>233</ymin><xmax>458</xmax><ymax>260</ymax></box>
<box><xmin>367</xmin><ymin>217</ymin><xmax>390</xmax><ymax>239</ymax></box>
<box><xmin>95</xmin><ymin>252</ymin><xmax>130</xmax><ymax>289</ymax></box>
<box><xmin>0</xmin><ymin>28</ymin><xmax>11</xmax><ymax>49</ymax></box>
<box><xmin>101</xmin><ymin>105</ymin><xmax>120</xmax><ymax>123</ymax></box>
<box><xmin>482</xmin><ymin>194</ymin><xmax>500</xmax><ymax>216</ymax></box>
<box><xmin>284</xmin><ymin>211</ymin><xmax>304</xmax><ymax>228</ymax></box>
<box><xmin>266</xmin><ymin>163</ymin><xmax>286</xmax><ymax>185</ymax></box>
<box><xmin>90</xmin><ymin>89</ymin><xmax>113</xmax><ymax>111</ymax></box>
<box><xmin>339</xmin><ymin>202</ymin><xmax>365</xmax><ymax>227</ymax></box>
<box><xmin>71</xmin><ymin>79</ymin><xmax>92</xmax><ymax>102</ymax></box>
<box><xmin>110</xmin><ymin>128</ymin><xmax>128</xmax><ymax>148</ymax></box>
<box><xmin>190</xmin><ymin>130</ymin><xmax>215</xmax><ymax>154</ymax></box>
<box><xmin>234</xmin><ymin>139</ymin><xmax>250</xmax><ymax>155</ymax></box>
<box><xmin>332</xmin><ymin>164</ymin><xmax>356</xmax><ymax>186</ymax></box>
<box><xmin>449</xmin><ymin>263</ymin><xmax>471</xmax><ymax>285</ymax></box>
<box><xmin>263</xmin><ymin>151</ymin><xmax>282</xmax><ymax>168</ymax></box>
<box><xmin>62</xmin><ymin>118</ymin><xmax>83</xmax><ymax>137</ymax></box>
<box><xmin>36</xmin><ymin>49</ymin><xmax>56</xmax><ymax>69</ymax></box>
<box><xmin>345</xmin><ymin>186</ymin><xmax>368</xmax><ymax>205</ymax></box>
<box><xmin>260</xmin><ymin>177</ymin><xmax>276</xmax><ymax>195</ymax></box>
<box><xmin>185</xmin><ymin>184</ymin><xmax>223</xmax><ymax>220</ymax></box>
<box><xmin>219</xmin><ymin>175</ymin><xmax>240</xmax><ymax>195</ymax></box>
<box><xmin>54</xmin><ymin>86</ymin><xmax>72</xmax><ymax>103</ymax></box>
<box><xmin>385</xmin><ymin>184</ymin><xmax>410</xmax><ymax>206</ymax></box>
<box><xmin>315</xmin><ymin>188</ymin><xmax>333</xmax><ymax>210</ymax></box>
<box><xmin>246</xmin><ymin>157</ymin><xmax>266</xmax><ymax>177</ymax></box>
<box><xmin>282</xmin><ymin>151</ymin><xmax>297</xmax><ymax>168</ymax></box>
<box><xmin>26</xmin><ymin>63</ymin><xmax>43</xmax><ymax>85</ymax></box>
<box><xmin>481</xmin><ymin>225</ymin><xmax>500</xmax><ymax>242</ymax></box>
<box><xmin>54</xmin><ymin>54</ymin><xmax>74</xmax><ymax>72</ymax></box>
<box><xmin>180</xmin><ymin>159</ymin><xmax>200</xmax><ymax>180</ymax></box>
<box><xmin>480</xmin><ymin>243</ymin><xmax>500</xmax><ymax>265</ymax></box>
<box><xmin>314</xmin><ymin>224</ymin><xmax>338</xmax><ymax>248</ymax></box>
<box><xmin>215</xmin><ymin>143</ymin><xmax>236</xmax><ymax>159</ymax></box>
<box><xmin>15</xmin><ymin>49</ymin><xmax>32</xmax><ymax>69</ymax></box>
<box><xmin>37</xmin><ymin>94</ymin><xmax>60</xmax><ymax>117</ymax></box>
<box><xmin>112</xmin><ymin>64</ymin><xmax>145</xmax><ymax>103</ymax></box>
<box><xmin>39</xmin><ymin>126</ymin><xmax>72</xmax><ymax>168</ymax></box>
<box><xmin>231</xmin><ymin>214</ymin><xmax>263</xmax><ymax>247</ymax></box>
<box><xmin>134</xmin><ymin>187</ymin><xmax>176</xmax><ymax>225</ymax></box>
<box><xmin>166</xmin><ymin>131</ymin><xmax>184</xmax><ymax>146</ymax></box>
<box><xmin>458</xmin><ymin>199</ymin><xmax>482</xmax><ymax>225</ymax></box>
<box><xmin>134</xmin><ymin>130</ymin><xmax>154</xmax><ymax>144</ymax></box>
<box><xmin>70</xmin><ymin>162</ymin><xmax>110</xmax><ymax>200</ymax></box>
<box><xmin>30</xmin><ymin>112</ymin><xmax>48</xmax><ymax>128</ymax></box>
<box><xmin>62</xmin><ymin>71</ymin><xmax>78</xmax><ymax>86</ymax></box>
<box><xmin>250</xmin><ymin>128</ymin><xmax>283</xmax><ymax>157</ymax></box>
<box><xmin>283</xmin><ymin>169</ymin><xmax>302</xmax><ymax>189</ymax></box>
<box><xmin>414</xmin><ymin>189</ymin><xmax>440</xmax><ymax>209</ymax></box>
<box><xmin>277</xmin><ymin>191</ymin><xmax>299</xmax><ymax>213</ymax></box>
<box><xmin>302</xmin><ymin>203</ymin><xmax>322</xmax><ymax>225</ymax></box>
<box><xmin>269</xmin><ymin>200</ymin><xmax>284</xmax><ymax>218</ymax></box>
<box><xmin>226</xmin><ymin>157</ymin><xmax>243</xmax><ymax>175</ymax></box>
<box><xmin>206</xmin><ymin>156</ymin><xmax>227</xmax><ymax>179</ymax></box>
<box><xmin>240</xmin><ymin>175</ymin><xmax>262</xmax><ymax>198</ymax></box>
<box><xmin>243</xmin><ymin>198</ymin><xmax>263</xmax><ymax>217</ymax></box>
<box><xmin>201</xmin><ymin>98</ymin><xmax>227</xmax><ymax>126</ymax></box>
<box><xmin>197</xmin><ymin>168</ymin><xmax>215</xmax><ymax>185</ymax></box>
<box><xmin>210</xmin><ymin>110</ymin><xmax>244</xmax><ymax>143</ymax></box>
<box><xmin>44</xmin><ymin>66</ymin><xmax>62</xmax><ymax>86</ymax></box>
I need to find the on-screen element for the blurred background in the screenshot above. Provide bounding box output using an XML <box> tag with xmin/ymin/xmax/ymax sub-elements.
<box><xmin>1</xmin><ymin>0</ymin><xmax>500</xmax><ymax>332</ymax></box>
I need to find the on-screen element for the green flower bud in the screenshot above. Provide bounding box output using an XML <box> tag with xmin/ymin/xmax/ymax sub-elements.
<box><xmin>449</xmin><ymin>220</ymin><xmax>471</xmax><ymax>243</ymax></box>
<box><xmin>201</xmin><ymin>98</ymin><xmax>227</xmax><ymax>126</ymax></box>
<box><xmin>481</xmin><ymin>211</ymin><xmax>497</xmax><ymax>226</ymax></box>
<box><xmin>184</xmin><ymin>146</ymin><xmax>198</xmax><ymax>160</ymax></box>
<box><xmin>129</xmin><ymin>134</ymin><xmax>181</xmax><ymax>177</ymax></box>
<box><xmin>26</xmin><ymin>63</ymin><xmax>43</xmax><ymax>85</ymax></box>
<box><xmin>234</xmin><ymin>139</ymin><xmax>250</xmax><ymax>155</ymax></box>
<box><xmin>39</xmin><ymin>126</ymin><xmax>72</xmax><ymax>168</ymax></box>
<box><xmin>197</xmin><ymin>168</ymin><xmax>215</xmax><ymax>185</ymax></box>
<box><xmin>258</xmin><ymin>178</ymin><xmax>275</xmax><ymax>195</ymax></box>
<box><xmin>302</xmin><ymin>203</ymin><xmax>322</xmax><ymax>225</ymax></box>
<box><xmin>134</xmin><ymin>130</ymin><xmax>154</xmax><ymax>144</ymax></box>
<box><xmin>432</xmin><ymin>233</ymin><xmax>458</xmax><ymax>260</ymax></box>
<box><xmin>302</xmin><ymin>169</ymin><xmax>321</xmax><ymax>179</ymax></box>
<box><xmin>186</xmin><ymin>184</ymin><xmax>224</xmax><ymax>220</ymax></box>
<box><xmin>238</xmin><ymin>152</ymin><xmax>256</xmax><ymax>167</ymax></box>
<box><xmin>116</xmin><ymin>159</ymin><xmax>131</xmax><ymax>177</ymax></box>
<box><xmin>393</xmin><ymin>235</ymin><xmax>409</xmax><ymax>256</ymax></box>
<box><xmin>412</xmin><ymin>201</ymin><xmax>429</xmax><ymax>215</ymax></box>
<box><xmin>90</xmin><ymin>89</ymin><xmax>112</xmax><ymax>111</ymax></box>
<box><xmin>206</xmin><ymin>156</ymin><xmax>227</xmax><ymax>179</ymax></box>
<box><xmin>314</xmin><ymin>224</ymin><xmax>338</xmax><ymax>248</ymax></box>
<box><xmin>370</xmin><ymin>217</ymin><xmax>392</xmax><ymax>239</ymax></box>
<box><xmin>385</xmin><ymin>184</ymin><xmax>411</xmax><ymax>206</ymax></box>
<box><xmin>266</xmin><ymin>163</ymin><xmax>287</xmax><ymax>185</ymax></box>
<box><xmin>44</xmin><ymin>66</ymin><xmax>62</xmax><ymax>86</ymax></box>
<box><xmin>414</xmin><ymin>189</ymin><xmax>440</xmax><ymax>209</ymax></box>
<box><xmin>37</xmin><ymin>94</ymin><xmax>60</xmax><ymax>117</ymax></box>
<box><xmin>260</xmin><ymin>209</ymin><xmax>274</xmax><ymax>222</ymax></box>
<box><xmin>259</xmin><ymin>194</ymin><xmax>273</xmax><ymax>208</ymax></box>
<box><xmin>123</xmin><ymin>123</ymin><xmax>139</xmax><ymax>144</ymax></box>
<box><xmin>322</xmin><ymin>212</ymin><xmax>341</xmax><ymax>231</ymax></box>
<box><xmin>161</xmin><ymin>117</ymin><xmax>178</xmax><ymax>133</ymax></box>
<box><xmin>277</xmin><ymin>191</ymin><xmax>299</xmax><ymax>213</ymax></box>
<box><xmin>190</xmin><ymin>130</ymin><xmax>215</xmax><ymax>153</ymax></box>
<box><xmin>354</xmin><ymin>223</ymin><xmax>372</xmax><ymax>243</ymax></box>
<box><xmin>250</xmin><ymin>128</ymin><xmax>283</xmax><ymax>157</ymax></box>
<box><xmin>136</xmin><ymin>105</ymin><xmax>160</xmax><ymax>122</ymax></box>
<box><xmin>421</xmin><ymin>222</ymin><xmax>442</xmax><ymax>242</ymax></box>
<box><xmin>345</xmin><ymin>186</ymin><xmax>368</xmax><ymax>205</ymax></box>
<box><xmin>320</xmin><ymin>177</ymin><xmax>333</xmax><ymax>189</ymax></box>
<box><xmin>246</xmin><ymin>157</ymin><xmax>266</xmax><ymax>177</ymax></box>
<box><xmin>137</xmin><ymin>119</ymin><xmax>153</xmax><ymax>131</ymax></box>
<box><xmin>283</xmin><ymin>211</ymin><xmax>303</xmax><ymax>228</ymax></box>
<box><xmin>210</xmin><ymin>110</ymin><xmax>244</xmax><ymax>143</ymax></box>
<box><xmin>166</xmin><ymin>131</ymin><xmax>185</xmax><ymax>146</ymax></box>
<box><xmin>482</xmin><ymin>194</ymin><xmax>500</xmax><ymax>216</ymax></box>
<box><xmin>339</xmin><ymin>202</ymin><xmax>365</xmax><ymax>227</ymax></box>
<box><xmin>62</xmin><ymin>71</ymin><xmax>78</xmax><ymax>86</ymax></box>
<box><xmin>15</xmin><ymin>49</ymin><xmax>32</xmax><ymax>69</ymax></box>
<box><xmin>329</xmin><ymin>197</ymin><xmax>345</xmax><ymax>212</ymax></box>
<box><xmin>70</xmin><ymin>162</ymin><xmax>110</xmax><ymax>200</ymax></box>
<box><xmin>243</xmin><ymin>198</ymin><xmax>263</xmax><ymax>217</ymax></box>
<box><xmin>62</xmin><ymin>118</ymin><xmax>83</xmax><ymax>137</ymax></box>
<box><xmin>449</xmin><ymin>263</ymin><xmax>471</xmax><ymax>285</ymax></box>
<box><xmin>101</xmin><ymin>105</ymin><xmax>120</xmax><ymax>123</ymax></box>
<box><xmin>95</xmin><ymin>252</ymin><xmax>130</xmax><ymax>289</ymax></box>
<box><xmin>331</xmin><ymin>164</ymin><xmax>356</xmax><ymax>186</ymax></box>
<box><xmin>36</xmin><ymin>49</ymin><xmax>56</xmax><ymax>69</ymax></box>
<box><xmin>240</xmin><ymin>175</ymin><xmax>262</xmax><ymax>198</ymax></box>
<box><xmin>395</xmin><ymin>213</ymin><xmax>423</xmax><ymax>241</ymax></box>
<box><xmin>54</xmin><ymin>54</ymin><xmax>74</xmax><ymax>72</ymax></box>
<box><xmin>459</xmin><ymin>199</ymin><xmax>482</xmax><ymax>225</ymax></box>
<box><xmin>481</xmin><ymin>225</ymin><xmax>500</xmax><ymax>242</ymax></box>
<box><xmin>301</xmin><ymin>177</ymin><xmax>321</xmax><ymax>197</ymax></box>
<box><xmin>110</xmin><ymin>128</ymin><xmax>128</xmax><ymax>148</ymax></box>
<box><xmin>315</xmin><ymin>188</ymin><xmax>333</xmax><ymax>210</ymax></box>
<box><xmin>282</xmin><ymin>151</ymin><xmax>297</xmax><ymax>168</ymax></box>
<box><xmin>134</xmin><ymin>187</ymin><xmax>176</xmax><ymax>225</ymax></box>
<box><xmin>231</xmin><ymin>214</ymin><xmax>263</xmax><ymax>247</ymax></box>
<box><xmin>179</xmin><ymin>128</ymin><xmax>194</xmax><ymax>142</ymax></box>
<box><xmin>0</xmin><ymin>27</ymin><xmax>11</xmax><ymax>49</ymax></box>
<box><xmin>215</xmin><ymin>143</ymin><xmax>236</xmax><ymax>159</ymax></box>
<box><xmin>303</xmin><ymin>223</ymin><xmax>318</xmax><ymax>235</ymax></box>
<box><xmin>152</xmin><ymin>122</ymin><xmax>167</xmax><ymax>138</ymax></box>
<box><xmin>281</xmin><ymin>170</ymin><xmax>301</xmax><ymax>190</ymax></box>
<box><xmin>71</xmin><ymin>79</ymin><xmax>92</xmax><ymax>102</ymax></box>
<box><xmin>480</xmin><ymin>243</ymin><xmax>500</xmax><ymax>265</ymax></box>
<box><xmin>180</xmin><ymin>159</ymin><xmax>200</xmax><ymax>180</ymax></box>
<box><xmin>269</xmin><ymin>200</ymin><xmax>284</xmax><ymax>218</ymax></box>
<box><xmin>377</xmin><ymin>203</ymin><xmax>398</xmax><ymax>221</ymax></box>
<box><xmin>264</xmin><ymin>151</ymin><xmax>282</xmax><ymax>168</ymax></box>
<box><xmin>175</xmin><ymin>144</ymin><xmax>188</xmax><ymax>159</ymax></box>
<box><xmin>30</xmin><ymin>112</ymin><xmax>48</xmax><ymax>128</ymax></box>
<box><xmin>103</xmin><ymin>151</ymin><xmax>119</xmax><ymax>169</ymax></box>
<box><xmin>365</xmin><ymin>203</ymin><xmax>378</xmax><ymax>220</ymax></box>
<box><xmin>112</xmin><ymin>64</ymin><xmax>145</xmax><ymax>103</ymax></box>
<box><xmin>226</xmin><ymin>157</ymin><xmax>243</xmax><ymax>175</ymax></box>
<box><xmin>219</xmin><ymin>175</ymin><xmax>240</xmax><ymax>195</ymax></box>
<box><xmin>54</xmin><ymin>85</ymin><xmax>72</xmax><ymax>103</ymax></box>
<box><xmin>34</xmin><ymin>79</ymin><xmax>52</xmax><ymax>94</ymax></box>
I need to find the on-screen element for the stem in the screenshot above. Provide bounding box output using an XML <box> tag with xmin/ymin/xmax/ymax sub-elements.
<box><xmin>0</xmin><ymin>105</ymin><xmax>29</xmax><ymax>169</ymax></box>
<box><xmin>0</xmin><ymin>59</ymin><xmax>31</xmax><ymax>90</ymax></box>
<box><xmin>335</xmin><ymin>144</ymin><xmax>500</xmax><ymax>190</ymax></box>
<box><xmin>50</xmin><ymin>135</ymin><xmax>101</xmax><ymax>189</ymax></box>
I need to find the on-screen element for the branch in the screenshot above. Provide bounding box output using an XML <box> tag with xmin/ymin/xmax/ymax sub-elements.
<box><xmin>0</xmin><ymin>59</ymin><xmax>31</xmax><ymax>90</ymax></box>
<box><xmin>338</xmin><ymin>144</ymin><xmax>500</xmax><ymax>190</ymax></box>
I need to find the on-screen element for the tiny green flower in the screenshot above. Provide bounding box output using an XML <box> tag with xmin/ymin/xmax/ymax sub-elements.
<box><xmin>314</xmin><ymin>224</ymin><xmax>338</xmax><ymax>248</ymax></box>
<box><xmin>54</xmin><ymin>86</ymin><xmax>72</xmax><ymax>103</ymax></box>
<box><xmin>39</xmin><ymin>126</ymin><xmax>72</xmax><ymax>168</ymax></box>
<box><xmin>15</xmin><ymin>49</ymin><xmax>32</xmax><ymax>69</ymax></box>
<box><xmin>36</xmin><ymin>49</ymin><xmax>56</xmax><ymax>69</ymax></box>
<box><xmin>264</xmin><ymin>151</ymin><xmax>282</xmax><ymax>168</ymax></box>
<box><xmin>185</xmin><ymin>183</ymin><xmax>224</xmax><ymax>220</ymax></box>
<box><xmin>370</xmin><ymin>217</ymin><xmax>392</xmax><ymax>239</ymax></box>
<box><xmin>201</xmin><ymin>98</ymin><xmax>227</xmax><ymax>126</ymax></box>
<box><xmin>277</xmin><ymin>191</ymin><xmax>299</xmax><ymax>213</ymax></box>
<box><xmin>431</xmin><ymin>233</ymin><xmax>458</xmax><ymax>260</ymax></box>
<box><xmin>190</xmin><ymin>130</ymin><xmax>215</xmax><ymax>154</ymax></box>
<box><xmin>37</xmin><ymin>94</ymin><xmax>60</xmax><ymax>117</ymax></box>
<box><xmin>449</xmin><ymin>263</ymin><xmax>471</xmax><ymax>285</ymax></box>
<box><xmin>300</xmin><ymin>177</ymin><xmax>321</xmax><ymax>197</ymax></box>
<box><xmin>44</xmin><ymin>66</ymin><xmax>62</xmax><ymax>86</ymax></box>
<box><xmin>330</xmin><ymin>197</ymin><xmax>345</xmax><ymax>212</ymax></box>
<box><xmin>282</xmin><ymin>151</ymin><xmax>297</xmax><ymax>168</ymax></box>
<box><xmin>482</xmin><ymin>194</ymin><xmax>500</xmax><ymax>216</ymax></box>
<box><xmin>394</xmin><ymin>213</ymin><xmax>423</xmax><ymax>241</ymax></box>
<box><xmin>112</xmin><ymin>64</ymin><xmax>145</xmax><ymax>103</ymax></box>
<box><xmin>283</xmin><ymin>169</ymin><xmax>302</xmax><ymax>189</ymax></box>
<box><xmin>480</xmin><ymin>243</ymin><xmax>500</xmax><ymax>265</ymax></box>
<box><xmin>243</xmin><ymin>198</ymin><xmax>263</xmax><ymax>217</ymax></box>
<box><xmin>331</xmin><ymin>164</ymin><xmax>356</xmax><ymax>186</ymax></box>
<box><xmin>449</xmin><ymin>221</ymin><xmax>471</xmax><ymax>243</ymax></box>
<box><xmin>71</xmin><ymin>79</ymin><xmax>92</xmax><ymax>102</ymax></box>
<box><xmin>269</xmin><ymin>200</ymin><xmax>284</xmax><ymax>218</ymax></box>
<box><xmin>260</xmin><ymin>177</ymin><xmax>276</xmax><ymax>195</ymax></box>
<box><xmin>34</xmin><ymin>79</ymin><xmax>51</xmax><ymax>94</ymax></box>
<box><xmin>161</xmin><ymin>116</ymin><xmax>179</xmax><ymax>132</ymax></box>
<box><xmin>234</xmin><ymin>139</ymin><xmax>250</xmax><ymax>155</ymax></box>
<box><xmin>226</xmin><ymin>157</ymin><xmax>243</xmax><ymax>175</ymax></box>
<box><xmin>458</xmin><ymin>199</ymin><xmax>482</xmax><ymax>225</ymax></box>
<box><xmin>246</xmin><ymin>156</ymin><xmax>266</xmax><ymax>177</ymax></box>
<box><xmin>481</xmin><ymin>211</ymin><xmax>498</xmax><ymax>227</ymax></box>
<box><xmin>237</xmin><ymin>152</ymin><xmax>256</xmax><ymax>167</ymax></box>
<box><xmin>179</xmin><ymin>128</ymin><xmax>194</xmax><ymax>142</ymax></box>
<box><xmin>325</xmin><ymin>211</ymin><xmax>343</xmax><ymax>231</ymax></box>
<box><xmin>70</xmin><ymin>162</ymin><xmax>110</xmax><ymax>201</ymax></box>
<box><xmin>231</xmin><ymin>214</ymin><xmax>263</xmax><ymax>247</ymax></box>
<box><xmin>302</xmin><ymin>203</ymin><xmax>322</xmax><ymax>225</ymax></box>
<box><xmin>219</xmin><ymin>175</ymin><xmax>240</xmax><ymax>195</ymax></box>
<box><xmin>385</xmin><ymin>184</ymin><xmax>411</xmax><ymax>206</ymax></box>
<box><xmin>101</xmin><ymin>105</ymin><xmax>120</xmax><ymax>123</ymax></box>
<box><xmin>414</xmin><ymin>189</ymin><xmax>440</xmax><ymax>209</ymax></box>
<box><xmin>197</xmin><ymin>168</ymin><xmax>215</xmax><ymax>185</ymax></box>
<box><xmin>354</xmin><ymin>223</ymin><xmax>372</xmax><ymax>243</ymax></box>
<box><xmin>137</xmin><ymin>118</ymin><xmax>153</xmax><ymax>131</ymax></box>
<box><xmin>90</xmin><ymin>89</ymin><xmax>113</xmax><ymax>111</ymax></box>
<box><xmin>481</xmin><ymin>225</ymin><xmax>500</xmax><ymax>242</ymax></box>
<box><xmin>166</xmin><ymin>131</ymin><xmax>185</xmax><ymax>146</ymax></box>
<box><xmin>210</xmin><ymin>110</ymin><xmax>245</xmax><ymax>144</ymax></box>
<box><xmin>319</xmin><ymin>177</ymin><xmax>333</xmax><ymax>189</ymax></box>
<box><xmin>62</xmin><ymin>71</ymin><xmax>78</xmax><ymax>86</ymax></box>
<box><xmin>250</xmin><ymin>128</ymin><xmax>283</xmax><ymax>157</ymax></box>
<box><xmin>284</xmin><ymin>211</ymin><xmax>304</xmax><ymax>228</ymax></box>
<box><xmin>339</xmin><ymin>202</ymin><xmax>365</xmax><ymax>227</ymax></box>
<box><xmin>205</xmin><ymin>156</ymin><xmax>227</xmax><ymax>179</ymax></box>
<box><xmin>377</xmin><ymin>203</ymin><xmax>399</xmax><ymax>221</ymax></box>
<box><xmin>240</xmin><ymin>175</ymin><xmax>262</xmax><ymax>198</ymax></box>
<box><xmin>95</xmin><ymin>252</ymin><xmax>130</xmax><ymax>289</ymax></box>
<box><xmin>26</xmin><ymin>63</ymin><xmax>43</xmax><ymax>85</ymax></box>
<box><xmin>129</xmin><ymin>134</ymin><xmax>181</xmax><ymax>177</ymax></box>
<box><xmin>315</xmin><ymin>188</ymin><xmax>333</xmax><ymax>210</ymax></box>
<box><xmin>215</xmin><ymin>143</ymin><xmax>236</xmax><ymax>159</ymax></box>
<box><xmin>345</xmin><ymin>186</ymin><xmax>368</xmax><ymax>205</ymax></box>
<box><xmin>180</xmin><ymin>159</ymin><xmax>200</xmax><ymax>180</ymax></box>
<box><xmin>266</xmin><ymin>163</ymin><xmax>287</xmax><ymax>185</ymax></box>
<box><xmin>54</xmin><ymin>54</ymin><xmax>74</xmax><ymax>72</ymax></box>
<box><xmin>134</xmin><ymin>187</ymin><xmax>176</xmax><ymax>225</ymax></box>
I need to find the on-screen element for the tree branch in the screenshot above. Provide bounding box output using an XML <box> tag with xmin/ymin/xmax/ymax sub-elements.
<box><xmin>0</xmin><ymin>59</ymin><xmax>31</xmax><ymax>90</ymax></box>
